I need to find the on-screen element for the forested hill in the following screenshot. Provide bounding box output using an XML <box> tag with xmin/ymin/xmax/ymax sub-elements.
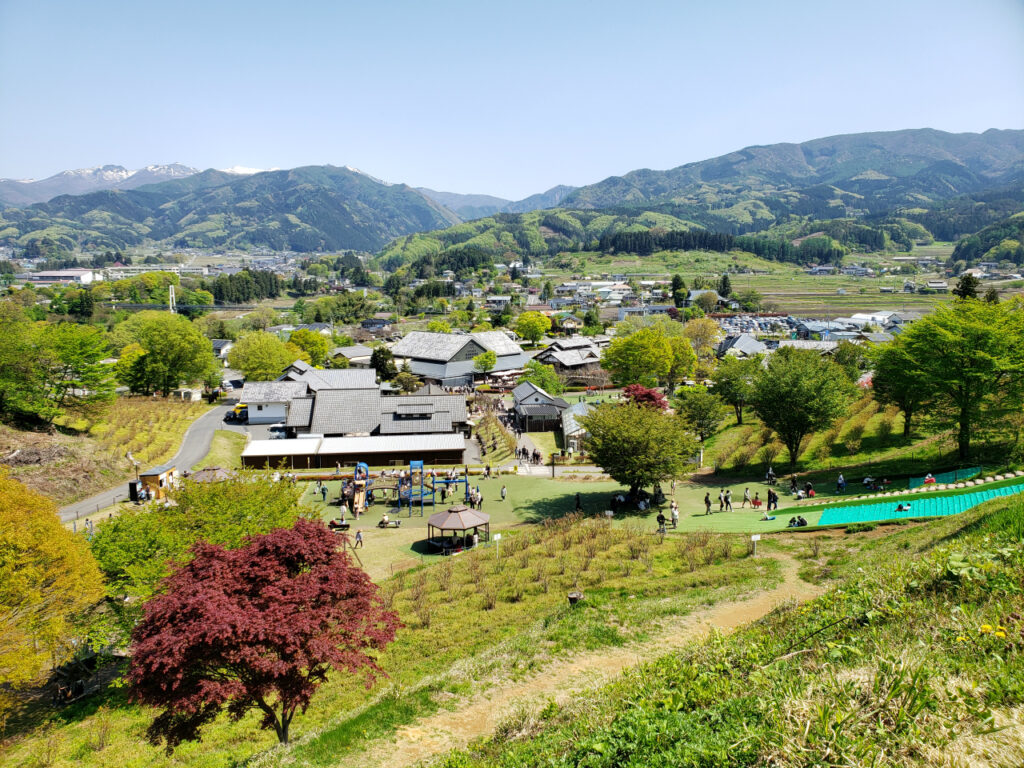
<box><xmin>0</xmin><ymin>166</ymin><xmax>461</xmax><ymax>254</ymax></box>
<box><xmin>563</xmin><ymin>128</ymin><xmax>1024</xmax><ymax>220</ymax></box>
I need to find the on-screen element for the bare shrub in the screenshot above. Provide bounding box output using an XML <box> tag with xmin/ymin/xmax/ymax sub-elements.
<box><xmin>808</xmin><ymin>537</ymin><xmax>822</xmax><ymax>558</ymax></box>
<box><xmin>481</xmin><ymin>587</ymin><xmax>497</xmax><ymax>610</ymax></box>
<box><xmin>415</xmin><ymin>602</ymin><xmax>433</xmax><ymax>628</ymax></box>
<box><xmin>731</xmin><ymin>444</ymin><xmax>758</xmax><ymax>470</ymax></box>
<box><xmin>758</xmin><ymin>441</ymin><xmax>782</xmax><ymax>467</ymax></box>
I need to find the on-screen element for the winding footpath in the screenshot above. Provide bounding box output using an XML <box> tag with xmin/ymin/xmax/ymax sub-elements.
<box><xmin>347</xmin><ymin>553</ymin><xmax>822</xmax><ymax>768</ymax></box>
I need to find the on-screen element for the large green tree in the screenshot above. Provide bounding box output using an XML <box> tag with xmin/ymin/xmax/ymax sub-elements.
<box><xmin>869</xmin><ymin>337</ymin><xmax>930</xmax><ymax>438</ymax></box>
<box><xmin>115</xmin><ymin>311</ymin><xmax>214</xmax><ymax>395</ymax></box>
<box><xmin>895</xmin><ymin>299</ymin><xmax>1024</xmax><ymax>459</ymax></box>
<box><xmin>514</xmin><ymin>311</ymin><xmax>551</xmax><ymax>344</ymax></box>
<box><xmin>288</xmin><ymin>328</ymin><xmax>329</xmax><ymax>367</ymax></box>
<box><xmin>751</xmin><ymin>348</ymin><xmax>854</xmax><ymax>468</ymax></box>
<box><xmin>601</xmin><ymin>327</ymin><xmax>672</xmax><ymax>387</ymax></box>
<box><xmin>472</xmin><ymin>350</ymin><xmax>497</xmax><ymax>376</ymax></box>
<box><xmin>674</xmin><ymin>386</ymin><xmax>727</xmax><ymax>441</ymax></box>
<box><xmin>38</xmin><ymin>323</ymin><xmax>117</xmax><ymax>423</ymax></box>
<box><xmin>710</xmin><ymin>355</ymin><xmax>761</xmax><ymax>425</ymax></box>
<box><xmin>91</xmin><ymin>475</ymin><xmax>307</xmax><ymax>631</ymax></box>
<box><xmin>580</xmin><ymin>403</ymin><xmax>698</xmax><ymax>497</ymax></box>
<box><xmin>517</xmin><ymin>359</ymin><xmax>564</xmax><ymax>395</ymax></box>
<box><xmin>228</xmin><ymin>332</ymin><xmax>296</xmax><ymax>381</ymax></box>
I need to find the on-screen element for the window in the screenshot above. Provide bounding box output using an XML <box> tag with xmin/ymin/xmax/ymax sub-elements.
<box><xmin>257</xmin><ymin>405</ymin><xmax>263</xmax><ymax>411</ymax></box>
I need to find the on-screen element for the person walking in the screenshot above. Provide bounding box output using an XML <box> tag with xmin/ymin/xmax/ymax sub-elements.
<box><xmin>718</xmin><ymin>488</ymin><xmax>725</xmax><ymax>512</ymax></box>
<box><xmin>704</xmin><ymin>492</ymin><xmax>712</xmax><ymax>515</ymax></box>
<box><xmin>354</xmin><ymin>530</ymin><xmax>363</xmax><ymax>548</ymax></box>
<box><xmin>501</xmin><ymin>484</ymin><xmax>507</xmax><ymax>502</ymax></box>
<box><xmin>670</xmin><ymin>499</ymin><xmax>679</xmax><ymax>528</ymax></box>
<box><xmin>320</xmin><ymin>485</ymin><xmax>328</xmax><ymax>503</ymax></box>
<box><xmin>742</xmin><ymin>488</ymin><xmax>751</xmax><ymax>508</ymax></box>
<box><xmin>724</xmin><ymin>489</ymin><xmax>734</xmax><ymax>512</ymax></box>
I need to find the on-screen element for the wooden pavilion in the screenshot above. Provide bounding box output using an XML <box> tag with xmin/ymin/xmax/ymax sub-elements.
<box><xmin>426</xmin><ymin>505</ymin><xmax>490</xmax><ymax>554</ymax></box>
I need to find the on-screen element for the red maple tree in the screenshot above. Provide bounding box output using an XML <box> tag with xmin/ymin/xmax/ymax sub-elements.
<box><xmin>128</xmin><ymin>519</ymin><xmax>400</xmax><ymax>751</ymax></box>
<box><xmin>623</xmin><ymin>383</ymin><xmax>669</xmax><ymax>410</ymax></box>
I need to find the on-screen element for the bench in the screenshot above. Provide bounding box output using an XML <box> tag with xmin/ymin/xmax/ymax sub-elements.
<box><xmin>377</xmin><ymin>519</ymin><xmax>402</xmax><ymax>529</ymax></box>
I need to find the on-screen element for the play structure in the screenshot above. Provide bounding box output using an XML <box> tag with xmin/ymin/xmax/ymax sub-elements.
<box><xmin>360</xmin><ymin>460</ymin><xmax>471</xmax><ymax>520</ymax></box>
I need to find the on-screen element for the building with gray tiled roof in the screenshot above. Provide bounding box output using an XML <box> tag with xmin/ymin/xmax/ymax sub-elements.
<box><xmin>391</xmin><ymin>331</ymin><xmax>528</xmax><ymax>386</ymax></box>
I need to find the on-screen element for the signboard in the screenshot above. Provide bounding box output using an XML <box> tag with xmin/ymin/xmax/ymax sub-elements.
<box><xmin>750</xmin><ymin>534</ymin><xmax>761</xmax><ymax>542</ymax></box>
<box><xmin>493</xmin><ymin>533</ymin><xmax>502</xmax><ymax>540</ymax></box>
<box><xmin>604</xmin><ymin>510</ymin><xmax>615</xmax><ymax>519</ymax></box>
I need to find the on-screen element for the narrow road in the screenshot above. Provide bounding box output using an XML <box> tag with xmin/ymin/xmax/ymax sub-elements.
<box><xmin>344</xmin><ymin>553</ymin><xmax>823</xmax><ymax>768</ymax></box>
<box><xmin>58</xmin><ymin>405</ymin><xmax>246</xmax><ymax>522</ymax></box>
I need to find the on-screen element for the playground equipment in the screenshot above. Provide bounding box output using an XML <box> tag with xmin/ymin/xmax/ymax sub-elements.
<box><xmin>395</xmin><ymin>460</ymin><xmax>472</xmax><ymax>516</ymax></box>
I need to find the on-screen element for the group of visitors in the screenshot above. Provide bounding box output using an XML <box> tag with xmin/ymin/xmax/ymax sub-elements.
<box><xmin>516</xmin><ymin>447</ymin><xmax>543</xmax><ymax>465</ymax></box>
<box><xmin>467</xmin><ymin>486</ymin><xmax>484</xmax><ymax>510</ymax></box>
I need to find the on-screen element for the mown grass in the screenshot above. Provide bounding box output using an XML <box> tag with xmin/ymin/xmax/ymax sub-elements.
<box><xmin>190</xmin><ymin>429</ymin><xmax>246</xmax><ymax>470</ymax></box>
<box><xmin>0</xmin><ymin>518</ymin><xmax>777</xmax><ymax>768</ymax></box>
<box><xmin>434</xmin><ymin>495</ymin><xmax>1024</xmax><ymax>767</ymax></box>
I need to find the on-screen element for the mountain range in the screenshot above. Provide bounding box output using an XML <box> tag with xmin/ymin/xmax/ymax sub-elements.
<box><xmin>0</xmin><ymin>164</ymin><xmax>200</xmax><ymax>207</ymax></box>
<box><xmin>1</xmin><ymin>128</ymin><xmax>1022</xmax><ymax>256</ymax></box>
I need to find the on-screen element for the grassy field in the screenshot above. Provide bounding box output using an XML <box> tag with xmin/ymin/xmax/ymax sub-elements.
<box><xmin>1</xmin><ymin>508</ymin><xmax>780</xmax><ymax>768</ymax></box>
<box><xmin>432</xmin><ymin>495</ymin><xmax>1024</xmax><ymax>767</ymax></box>
<box><xmin>190</xmin><ymin>429</ymin><xmax>246</xmax><ymax>470</ymax></box>
<box><xmin>0</xmin><ymin>398</ymin><xmax>212</xmax><ymax>505</ymax></box>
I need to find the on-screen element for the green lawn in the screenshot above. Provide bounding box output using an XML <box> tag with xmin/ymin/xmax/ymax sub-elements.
<box><xmin>191</xmin><ymin>430</ymin><xmax>246</xmax><ymax>470</ymax></box>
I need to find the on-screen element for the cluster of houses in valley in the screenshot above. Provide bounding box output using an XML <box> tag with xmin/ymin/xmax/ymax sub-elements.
<box><xmin>714</xmin><ymin>310</ymin><xmax>923</xmax><ymax>359</ymax></box>
<box><xmin>236</xmin><ymin>341</ymin><xmax>599</xmax><ymax>470</ymax></box>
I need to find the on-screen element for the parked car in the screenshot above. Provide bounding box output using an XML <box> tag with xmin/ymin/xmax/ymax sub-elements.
<box><xmin>268</xmin><ymin>423</ymin><xmax>287</xmax><ymax>439</ymax></box>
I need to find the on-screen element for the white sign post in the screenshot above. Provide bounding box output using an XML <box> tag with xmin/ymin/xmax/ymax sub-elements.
<box><xmin>750</xmin><ymin>534</ymin><xmax>761</xmax><ymax>556</ymax></box>
<box><xmin>493</xmin><ymin>532</ymin><xmax>501</xmax><ymax>563</ymax></box>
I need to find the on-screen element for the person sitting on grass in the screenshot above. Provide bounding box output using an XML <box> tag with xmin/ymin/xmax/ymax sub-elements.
<box><xmin>788</xmin><ymin>517</ymin><xmax>798</xmax><ymax>527</ymax></box>
<box><xmin>760</xmin><ymin>510</ymin><xmax>776</xmax><ymax>521</ymax></box>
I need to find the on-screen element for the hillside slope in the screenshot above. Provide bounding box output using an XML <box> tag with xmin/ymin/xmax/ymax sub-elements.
<box><xmin>564</xmin><ymin>128</ymin><xmax>1024</xmax><ymax>219</ymax></box>
<box><xmin>0</xmin><ymin>166</ymin><xmax>461</xmax><ymax>253</ymax></box>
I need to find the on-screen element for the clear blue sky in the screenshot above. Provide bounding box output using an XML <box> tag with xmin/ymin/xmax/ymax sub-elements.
<box><xmin>1</xmin><ymin>0</ymin><xmax>1022</xmax><ymax>198</ymax></box>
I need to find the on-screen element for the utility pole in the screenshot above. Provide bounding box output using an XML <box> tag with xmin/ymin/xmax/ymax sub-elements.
<box><xmin>168</xmin><ymin>284</ymin><xmax>177</xmax><ymax>314</ymax></box>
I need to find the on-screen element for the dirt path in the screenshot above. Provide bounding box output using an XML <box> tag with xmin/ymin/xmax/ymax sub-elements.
<box><xmin>351</xmin><ymin>553</ymin><xmax>822</xmax><ymax>768</ymax></box>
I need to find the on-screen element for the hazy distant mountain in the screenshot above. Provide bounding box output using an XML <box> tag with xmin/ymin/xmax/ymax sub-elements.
<box><xmin>563</xmin><ymin>129</ymin><xmax>1024</xmax><ymax>218</ymax></box>
<box><xmin>416</xmin><ymin>189</ymin><xmax>511</xmax><ymax>219</ymax></box>
<box><xmin>417</xmin><ymin>185</ymin><xmax>577</xmax><ymax>220</ymax></box>
<box><xmin>502</xmin><ymin>185</ymin><xmax>576</xmax><ymax>213</ymax></box>
<box><xmin>0</xmin><ymin>163</ymin><xmax>199</xmax><ymax>207</ymax></box>
<box><xmin>0</xmin><ymin>165</ymin><xmax>461</xmax><ymax>253</ymax></box>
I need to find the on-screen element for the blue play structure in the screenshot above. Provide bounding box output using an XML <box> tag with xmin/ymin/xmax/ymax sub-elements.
<box><xmin>817</xmin><ymin>481</ymin><xmax>1024</xmax><ymax>527</ymax></box>
<box><xmin>396</xmin><ymin>460</ymin><xmax>471</xmax><ymax>516</ymax></box>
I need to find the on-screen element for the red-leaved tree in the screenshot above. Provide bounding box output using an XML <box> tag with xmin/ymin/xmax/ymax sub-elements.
<box><xmin>623</xmin><ymin>383</ymin><xmax>669</xmax><ymax>410</ymax></box>
<box><xmin>128</xmin><ymin>519</ymin><xmax>400</xmax><ymax>751</ymax></box>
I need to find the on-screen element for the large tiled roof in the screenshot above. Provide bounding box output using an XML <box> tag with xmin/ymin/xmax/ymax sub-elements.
<box><xmin>285</xmin><ymin>397</ymin><xmax>314</xmax><ymax>428</ymax></box>
<box><xmin>391</xmin><ymin>332</ymin><xmax>477</xmax><ymax>362</ymax></box>
<box><xmin>538</xmin><ymin>348</ymin><xmax>600</xmax><ymax>368</ymax></box>
<box><xmin>239</xmin><ymin>381</ymin><xmax>309</xmax><ymax>403</ymax></box>
<box><xmin>279</xmin><ymin>367</ymin><xmax>378</xmax><ymax>391</ymax></box>
<box><xmin>308</xmin><ymin>389</ymin><xmax>382</xmax><ymax>435</ymax></box>
<box><xmin>391</xmin><ymin>330</ymin><xmax>523</xmax><ymax>362</ymax></box>
<box><xmin>471</xmin><ymin>330</ymin><xmax>522</xmax><ymax>356</ymax></box>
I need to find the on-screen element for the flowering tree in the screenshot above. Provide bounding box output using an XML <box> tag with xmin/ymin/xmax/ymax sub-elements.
<box><xmin>622</xmin><ymin>384</ymin><xmax>669</xmax><ymax>410</ymax></box>
<box><xmin>129</xmin><ymin>519</ymin><xmax>400</xmax><ymax>751</ymax></box>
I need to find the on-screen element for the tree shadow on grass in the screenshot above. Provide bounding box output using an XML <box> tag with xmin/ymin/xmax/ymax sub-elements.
<box><xmin>520</xmin><ymin>488</ymin><xmax>664</xmax><ymax>524</ymax></box>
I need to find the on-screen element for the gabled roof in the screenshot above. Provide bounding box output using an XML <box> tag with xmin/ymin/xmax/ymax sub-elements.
<box><xmin>562</xmin><ymin>401</ymin><xmax>592</xmax><ymax>436</ymax></box>
<box><xmin>307</xmin><ymin>389</ymin><xmax>382</xmax><ymax>435</ymax></box>
<box><xmin>512</xmin><ymin>381</ymin><xmax>569</xmax><ymax>409</ymax></box>
<box><xmin>331</xmin><ymin>344</ymin><xmax>373</xmax><ymax>359</ymax></box>
<box><xmin>470</xmin><ymin>330</ymin><xmax>523</xmax><ymax>356</ymax></box>
<box><xmin>286</xmin><ymin>397</ymin><xmax>314</xmax><ymax>428</ymax></box>
<box><xmin>537</xmin><ymin>348</ymin><xmax>601</xmax><ymax>368</ymax></box>
<box><xmin>279</xmin><ymin>366</ymin><xmax>378</xmax><ymax>391</ymax></box>
<box><xmin>549</xmin><ymin>337</ymin><xmax>598</xmax><ymax>351</ymax></box>
<box><xmin>211</xmin><ymin>339</ymin><xmax>233</xmax><ymax>352</ymax></box>
<box><xmin>239</xmin><ymin>381</ymin><xmax>310</xmax><ymax>403</ymax></box>
<box><xmin>718</xmin><ymin>333</ymin><xmax>766</xmax><ymax>358</ymax></box>
<box><xmin>391</xmin><ymin>331</ymin><xmax>479</xmax><ymax>362</ymax></box>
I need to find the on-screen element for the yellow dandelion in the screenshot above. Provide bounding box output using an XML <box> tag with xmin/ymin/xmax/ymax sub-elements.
<box><xmin>956</xmin><ymin>636</ymin><xmax>968</xmax><ymax>642</ymax></box>
<box><xmin>980</xmin><ymin>624</ymin><xmax>993</xmax><ymax>634</ymax></box>
<box><xmin>995</xmin><ymin>631</ymin><xmax>1007</xmax><ymax>639</ymax></box>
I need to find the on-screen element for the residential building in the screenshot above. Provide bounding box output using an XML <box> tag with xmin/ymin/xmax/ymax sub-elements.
<box><xmin>512</xmin><ymin>381</ymin><xmax>569</xmax><ymax>431</ymax></box>
<box><xmin>390</xmin><ymin>331</ymin><xmax>527</xmax><ymax>387</ymax></box>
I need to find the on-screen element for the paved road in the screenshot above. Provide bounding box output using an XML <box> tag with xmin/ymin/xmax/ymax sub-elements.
<box><xmin>59</xmin><ymin>405</ymin><xmax>247</xmax><ymax>523</ymax></box>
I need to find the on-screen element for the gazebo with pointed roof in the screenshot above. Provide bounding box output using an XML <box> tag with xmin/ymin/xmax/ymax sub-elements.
<box><xmin>426</xmin><ymin>505</ymin><xmax>490</xmax><ymax>552</ymax></box>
